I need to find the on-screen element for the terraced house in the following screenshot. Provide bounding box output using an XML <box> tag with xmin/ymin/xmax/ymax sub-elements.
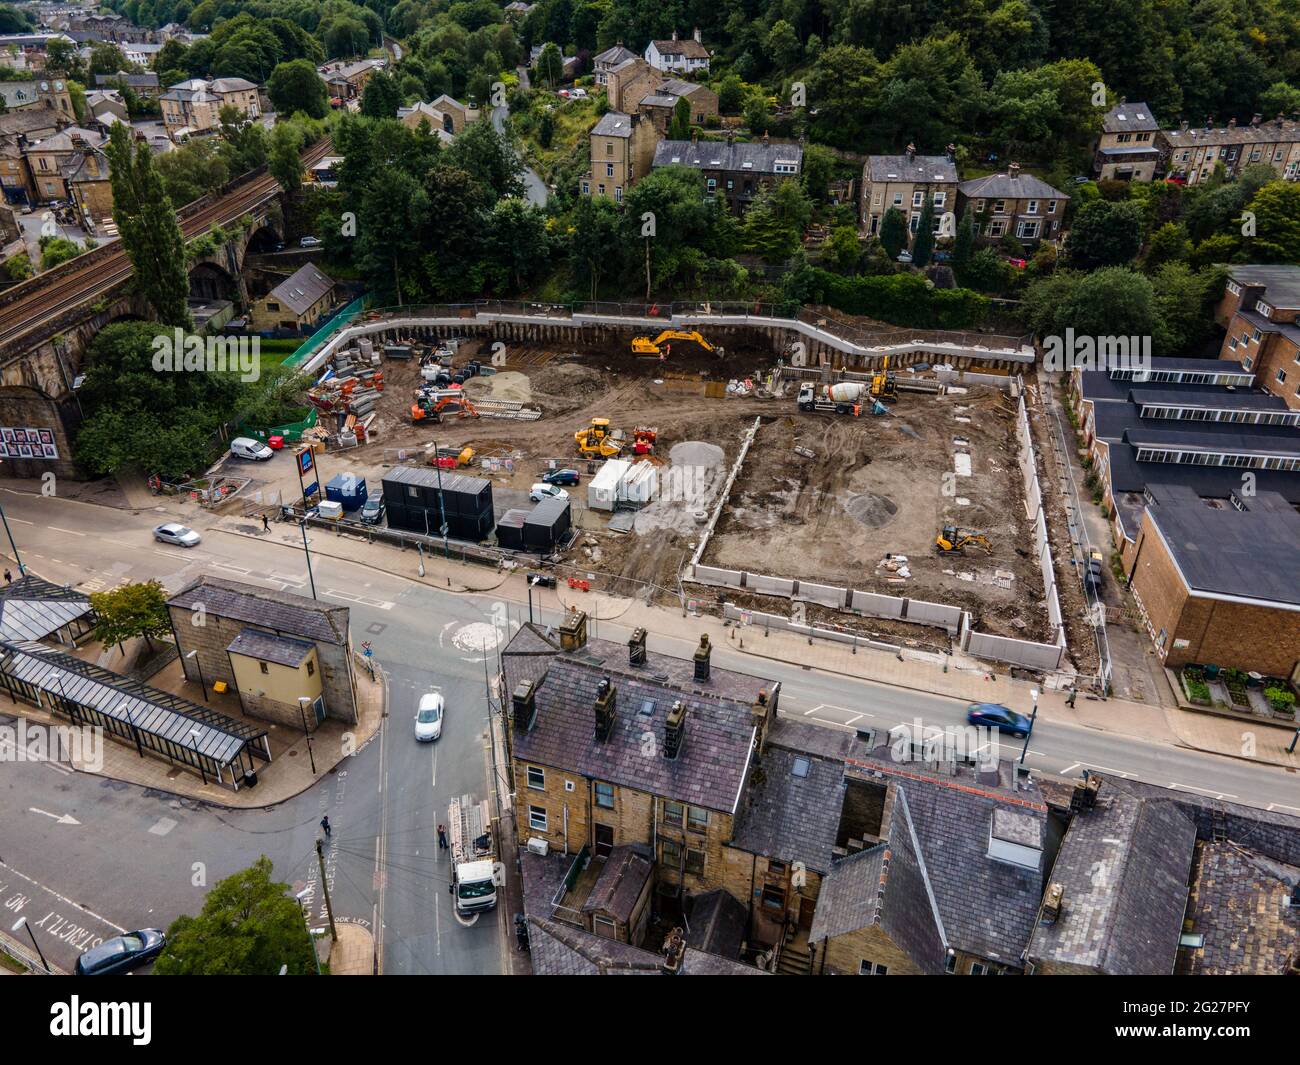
<box><xmin>957</xmin><ymin>165</ymin><xmax>1070</xmax><ymax>244</ymax></box>
<box><xmin>861</xmin><ymin>145</ymin><xmax>959</xmax><ymax>238</ymax></box>
<box><xmin>1159</xmin><ymin>114</ymin><xmax>1300</xmax><ymax>184</ymax></box>
<box><xmin>1093</xmin><ymin>100</ymin><xmax>1160</xmax><ymax>181</ymax></box>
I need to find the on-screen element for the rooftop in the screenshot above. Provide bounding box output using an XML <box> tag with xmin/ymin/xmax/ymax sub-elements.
<box><xmin>267</xmin><ymin>263</ymin><xmax>335</xmax><ymax>317</ymax></box>
<box><xmin>958</xmin><ymin>171</ymin><xmax>1069</xmax><ymax>201</ymax></box>
<box><xmin>1101</xmin><ymin>101</ymin><xmax>1159</xmax><ymax>134</ymax></box>
<box><xmin>0</xmin><ymin>574</ymin><xmax>92</xmax><ymax>643</ymax></box>
<box><xmin>649</xmin><ymin>38</ymin><xmax>710</xmax><ymax>59</ymax></box>
<box><xmin>653</xmin><ymin>138</ymin><xmax>802</xmax><ymax>175</ymax></box>
<box><xmin>1225</xmin><ymin>263</ymin><xmax>1300</xmax><ymax>311</ymax></box>
<box><xmin>1163</xmin><ymin>118</ymin><xmax>1300</xmax><ymax>148</ymax></box>
<box><xmin>866</xmin><ymin>153</ymin><xmax>958</xmax><ymax>184</ymax></box>
<box><xmin>167</xmin><ymin>575</ymin><xmax>349</xmax><ymax>646</ymax></box>
<box><xmin>591</xmin><ymin>110</ymin><xmax>638</xmax><ymax>138</ymax></box>
<box><xmin>226</xmin><ymin>628</ymin><xmax>315</xmax><ymax>668</ymax></box>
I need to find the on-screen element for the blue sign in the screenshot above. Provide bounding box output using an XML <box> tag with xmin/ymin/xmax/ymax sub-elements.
<box><xmin>298</xmin><ymin>448</ymin><xmax>314</xmax><ymax>476</ymax></box>
<box><xmin>303</xmin><ymin>481</ymin><xmax>319</xmax><ymax>498</ymax></box>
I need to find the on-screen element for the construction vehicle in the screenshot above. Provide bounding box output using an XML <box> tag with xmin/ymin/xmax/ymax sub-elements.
<box><xmin>935</xmin><ymin>525</ymin><xmax>993</xmax><ymax>554</ymax></box>
<box><xmin>797</xmin><ymin>382</ymin><xmax>887</xmax><ymax>416</ymax></box>
<box><xmin>631</xmin><ymin>329</ymin><xmax>722</xmax><ymax>358</ymax></box>
<box><xmin>631</xmin><ymin>426</ymin><xmax>658</xmax><ymax>455</ymax></box>
<box><xmin>448</xmin><ymin>794</ymin><xmax>498</xmax><ymax>917</ymax></box>
<box><xmin>431</xmin><ymin>446</ymin><xmax>475</xmax><ymax>469</ymax></box>
<box><xmin>575</xmin><ymin>417</ymin><xmax>624</xmax><ymax>457</ymax></box>
<box><xmin>411</xmin><ymin>389</ymin><xmax>480</xmax><ymax>422</ymax></box>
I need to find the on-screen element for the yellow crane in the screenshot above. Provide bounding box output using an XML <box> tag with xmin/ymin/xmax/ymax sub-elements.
<box><xmin>631</xmin><ymin>330</ymin><xmax>721</xmax><ymax>357</ymax></box>
<box><xmin>935</xmin><ymin>525</ymin><xmax>993</xmax><ymax>554</ymax></box>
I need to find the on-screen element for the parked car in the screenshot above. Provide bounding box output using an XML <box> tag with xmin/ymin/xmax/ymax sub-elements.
<box><xmin>529</xmin><ymin>483</ymin><xmax>569</xmax><ymax>503</ymax></box>
<box><xmin>360</xmin><ymin>498</ymin><xmax>386</xmax><ymax>524</ymax></box>
<box><xmin>542</xmin><ymin>468</ymin><xmax>580</xmax><ymax>486</ymax></box>
<box><xmin>414</xmin><ymin>691</ymin><xmax>444</xmax><ymax>741</ymax></box>
<box><xmin>527</xmin><ymin>572</ymin><xmax>557</xmax><ymax>588</ymax></box>
<box><xmin>154</xmin><ymin>523</ymin><xmax>201</xmax><ymax>548</ymax></box>
<box><xmin>230</xmin><ymin>436</ymin><xmax>273</xmax><ymax>461</ymax></box>
<box><xmin>75</xmin><ymin>929</ymin><xmax>166</xmax><ymax>975</ymax></box>
<box><xmin>300</xmin><ymin>235</ymin><xmax>322</xmax><ymax>248</ymax></box>
<box><xmin>966</xmin><ymin>702</ymin><xmax>1032</xmax><ymax>738</ymax></box>
<box><xmin>1084</xmin><ymin>548</ymin><xmax>1105</xmax><ymax>593</ymax></box>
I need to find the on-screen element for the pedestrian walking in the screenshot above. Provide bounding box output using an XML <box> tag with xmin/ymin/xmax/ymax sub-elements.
<box><xmin>1066</xmin><ymin>688</ymin><xmax>1078</xmax><ymax>708</ymax></box>
<box><xmin>261</xmin><ymin>514</ymin><xmax>270</xmax><ymax>532</ymax></box>
<box><xmin>437</xmin><ymin>824</ymin><xmax>448</xmax><ymax>849</ymax></box>
<box><xmin>320</xmin><ymin>815</ymin><xmax>331</xmax><ymax>838</ymax></box>
<box><xmin>3</xmin><ymin>569</ymin><xmax>11</xmax><ymax>584</ymax></box>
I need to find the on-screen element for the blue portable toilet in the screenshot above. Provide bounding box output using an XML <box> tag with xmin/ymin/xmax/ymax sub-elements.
<box><xmin>325</xmin><ymin>473</ymin><xmax>368</xmax><ymax>511</ymax></box>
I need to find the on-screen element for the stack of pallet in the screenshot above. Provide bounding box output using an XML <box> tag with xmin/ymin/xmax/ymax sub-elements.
<box><xmin>306</xmin><ymin>366</ymin><xmax>385</xmax><ymax>416</ymax></box>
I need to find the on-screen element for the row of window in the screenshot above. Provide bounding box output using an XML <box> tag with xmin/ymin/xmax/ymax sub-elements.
<box><xmin>525</xmin><ymin>766</ymin><xmax>711</xmax><ymax>829</ymax></box>
<box><xmin>1175</xmin><ymin>145</ymin><xmax>1289</xmax><ymax>164</ymax></box>
<box><xmin>1134</xmin><ymin>447</ymin><xmax>1300</xmax><ymax>471</ymax></box>
<box><xmin>860</xmin><ymin>957</ymin><xmax>1000</xmax><ymax>975</ymax></box>
<box><xmin>1138</xmin><ymin>404</ymin><xmax>1300</xmax><ymax>426</ymax></box>
<box><xmin>1110</xmin><ymin>369</ymin><xmax>1254</xmax><ymax>386</ymax></box>
<box><xmin>1111</xmin><ymin>132</ymin><xmax>1153</xmax><ymax>144</ymax></box>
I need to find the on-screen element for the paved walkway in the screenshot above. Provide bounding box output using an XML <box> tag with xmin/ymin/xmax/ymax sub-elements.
<box><xmin>327</xmin><ymin>923</ymin><xmax>376</xmax><ymax>975</ymax></box>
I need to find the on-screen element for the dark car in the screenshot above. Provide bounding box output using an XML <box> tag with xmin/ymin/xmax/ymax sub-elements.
<box><xmin>360</xmin><ymin>498</ymin><xmax>385</xmax><ymax>525</ymax></box>
<box><xmin>966</xmin><ymin>702</ymin><xmax>1032</xmax><ymax>738</ymax></box>
<box><xmin>542</xmin><ymin>468</ymin><xmax>580</xmax><ymax>486</ymax></box>
<box><xmin>75</xmin><ymin>929</ymin><xmax>166</xmax><ymax>975</ymax></box>
<box><xmin>527</xmin><ymin>572</ymin><xmax>557</xmax><ymax>588</ymax></box>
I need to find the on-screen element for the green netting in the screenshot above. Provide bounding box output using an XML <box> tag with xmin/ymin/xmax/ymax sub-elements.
<box><xmin>236</xmin><ymin>406</ymin><xmax>319</xmax><ymax>443</ymax></box>
<box><xmin>285</xmin><ymin>295</ymin><xmax>368</xmax><ymax>369</ymax></box>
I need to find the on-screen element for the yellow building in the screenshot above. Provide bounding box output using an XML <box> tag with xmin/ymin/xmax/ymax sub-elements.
<box><xmin>227</xmin><ymin>628</ymin><xmax>324</xmax><ymax>727</ymax></box>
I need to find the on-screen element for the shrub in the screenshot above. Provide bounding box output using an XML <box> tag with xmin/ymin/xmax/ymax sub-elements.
<box><xmin>1264</xmin><ymin>687</ymin><xmax>1295</xmax><ymax>713</ymax></box>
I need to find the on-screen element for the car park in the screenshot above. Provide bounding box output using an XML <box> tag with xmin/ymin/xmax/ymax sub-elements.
<box><xmin>966</xmin><ymin>702</ymin><xmax>1032</xmax><ymax>738</ymax></box>
<box><xmin>529</xmin><ymin>483</ymin><xmax>569</xmax><ymax>502</ymax></box>
<box><xmin>75</xmin><ymin>929</ymin><xmax>166</xmax><ymax>975</ymax></box>
<box><xmin>415</xmin><ymin>691</ymin><xmax>444</xmax><ymax>741</ymax></box>
<box><xmin>154</xmin><ymin>523</ymin><xmax>201</xmax><ymax>548</ymax></box>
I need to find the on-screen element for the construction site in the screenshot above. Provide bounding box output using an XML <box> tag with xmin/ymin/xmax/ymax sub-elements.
<box><xmin>262</xmin><ymin>312</ymin><xmax>1087</xmax><ymax>674</ymax></box>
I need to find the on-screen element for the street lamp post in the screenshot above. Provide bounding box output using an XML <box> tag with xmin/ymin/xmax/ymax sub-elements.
<box><xmin>299</xmin><ymin>519</ymin><xmax>318</xmax><ymax>599</ymax></box>
<box><xmin>185</xmin><ymin>649</ymin><xmax>208</xmax><ymax>703</ymax></box>
<box><xmin>298</xmin><ymin>696</ymin><xmax>317</xmax><ymax>775</ymax></box>
<box><xmin>527</xmin><ymin>574</ymin><xmax>540</xmax><ymax>625</ymax></box>
<box><xmin>0</xmin><ymin>499</ymin><xmax>26</xmax><ymax>576</ymax></box>
<box><xmin>1019</xmin><ymin>688</ymin><xmax>1040</xmax><ymax>766</ymax></box>
<box><xmin>188</xmin><ymin>727</ymin><xmax>207</xmax><ymax>786</ymax></box>
<box><xmin>430</xmin><ymin>435</ymin><xmax>450</xmax><ymax>559</ymax></box>
<box><xmin>11</xmin><ymin>917</ymin><xmax>50</xmax><ymax>973</ymax></box>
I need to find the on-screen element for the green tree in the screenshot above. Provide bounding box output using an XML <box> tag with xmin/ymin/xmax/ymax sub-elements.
<box><xmin>156</xmin><ymin>137</ymin><xmax>230</xmax><ymax>205</ymax></box>
<box><xmin>826</xmin><ymin>225</ymin><xmax>861</xmax><ymax>272</ymax></box>
<box><xmin>1245</xmin><ymin>181</ymin><xmax>1300</xmax><ymax>263</ymax></box>
<box><xmin>879</xmin><ymin>205</ymin><xmax>907</xmax><ymax>259</ymax></box>
<box><xmin>267</xmin><ymin>58</ymin><xmax>330</xmax><ymax>120</ymax></box>
<box><xmin>538</xmin><ymin>110</ymin><xmax>554</xmax><ymax>149</ymax></box>
<box><xmin>360</xmin><ymin>70</ymin><xmax>403</xmax><ymax>118</ymax></box>
<box><xmin>0</xmin><ymin>5</ymin><xmax>34</xmax><ymax>33</ymax></box>
<box><xmin>962</xmin><ymin>247</ymin><xmax>1011</xmax><ymax>292</ymax></box>
<box><xmin>569</xmin><ymin>194</ymin><xmax>621</xmax><ymax>298</ymax></box>
<box><xmin>1064</xmin><ymin>199</ymin><xmax>1143</xmax><ymax>270</ymax></box>
<box><xmin>1142</xmin><ymin>222</ymin><xmax>1191</xmax><ymax>273</ymax></box>
<box><xmin>800</xmin><ymin>144</ymin><xmax>835</xmax><ymax>204</ymax></box>
<box><xmin>38</xmin><ymin>235</ymin><xmax>82</xmax><ymax>270</ymax></box>
<box><xmin>911</xmin><ymin>199</ymin><xmax>935</xmax><ymax>267</ymax></box>
<box><xmin>1151</xmin><ymin>261</ymin><xmax>1216</xmax><ymax>354</ymax></box>
<box><xmin>154</xmin><ymin>858</ymin><xmax>317</xmax><ymax>976</ymax></box>
<box><xmin>105</xmin><ymin>123</ymin><xmax>191</xmax><ymax>327</ymax></box>
<box><xmin>1024</xmin><ymin>267</ymin><xmax>1156</xmax><ymax>341</ymax></box>
<box><xmin>536</xmin><ymin>43</ymin><xmax>563</xmax><ymax>89</ymax></box>
<box><xmin>89</xmin><ymin>580</ymin><xmax>170</xmax><ymax>651</ymax></box>
<box><xmin>766</xmin><ymin>20</ymin><xmax>802</xmax><ymax>70</ymax></box>
<box><xmin>268</xmin><ymin>121</ymin><xmax>305</xmax><ymax>198</ymax></box>
<box><xmin>952</xmin><ymin>210</ymin><xmax>976</xmax><ymax>278</ymax></box>
<box><xmin>668</xmin><ymin>95</ymin><xmax>691</xmax><ymax>140</ymax></box>
<box><xmin>88</xmin><ymin>42</ymin><xmax>130</xmax><ymax>77</ymax></box>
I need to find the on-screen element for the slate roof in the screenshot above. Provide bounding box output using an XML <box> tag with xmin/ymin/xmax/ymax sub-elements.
<box><xmin>1176</xmin><ymin>841</ymin><xmax>1300</xmax><ymax>975</ymax></box>
<box><xmin>1225</xmin><ymin>263</ymin><xmax>1300</xmax><ymax>310</ymax></box>
<box><xmin>226</xmin><ymin>628</ymin><xmax>315</xmax><ymax>668</ymax></box>
<box><xmin>591</xmin><ymin>110</ymin><xmax>637</xmax><ymax>138</ymax></box>
<box><xmin>809</xmin><ymin>789</ymin><xmax>949</xmax><ymax>973</ymax></box>
<box><xmin>504</xmin><ymin>626</ymin><xmax>774</xmax><ymax>813</ymax></box>
<box><xmin>268</xmin><ymin>263</ymin><xmax>335</xmax><ymax>317</ymax></box>
<box><xmin>95</xmin><ymin>72</ymin><xmax>159</xmax><ymax>90</ymax></box>
<box><xmin>729</xmin><ymin>717</ymin><xmax>859</xmax><ymax>873</ymax></box>
<box><xmin>209</xmin><ymin>77</ymin><xmax>257</xmax><ymax>93</ymax></box>
<box><xmin>653</xmin><ymin>138</ymin><xmax>802</xmax><ymax>175</ymax></box>
<box><xmin>1028</xmin><ymin>792</ymin><xmax>1196</xmax><ymax>974</ymax></box>
<box><xmin>844</xmin><ymin>750</ymin><xmax>1054</xmax><ymax>964</ymax></box>
<box><xmin>866</xmin><ymin>154</ymin><xmax>957</xmax><ymax>184</ymax></box>
<box><xmin>0</xmin><ymin>575</ymin><xmax>92</xmax><ymax>642</ymax></box>
<box><xmin>1162</xmin><ymin>119</ymin><xmax>1300</xmax><ymax>149</ymax></box>
<box><xmin>167</xmin><ymin>575</ymin><xmax>349</xmax><ymax>645</ymax></box>
<box><xmin>527</xmin><ymin>915</ymin><xmax>763</xmax><ymax>975</ymax></box>
<box><xmin>1143</xmin><ymin>487</ymin><xmax>1300</xmax><ymax>607</ymax></box>
<box><xmin>686</xmin><ymin>889</ymin><xmax>749</xmax><ymax>960</ymax></box>
<box><xmin>582</xmin><ymin>844</ymin><xmax>652</xmax><ymax>921</ymax></box>
<box><xmin>594</xmin><ymin>44</ymin><xmax>636</xmax><ymax>67</ymax></box>
<box><xmin>959</xmin><ymin>172</ymin><xmax>1069</xmax><ymax>201</ymax></box>
<box><xmin>1101</xmin><ymin>101</ymin><xmax>1159</xmax><ymax>134</ymax></box>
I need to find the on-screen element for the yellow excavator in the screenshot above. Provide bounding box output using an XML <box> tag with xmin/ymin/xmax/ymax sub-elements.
<box><xmin>575</xmin><ymin>417</ymin><xmax>623</xmax><ymax>457</ymax></box>
<box><xmin>935</xmin><ymin>525</ymin><xmax>993</xmax><ymax>554</ymax></box>
<box><xmin>631</xmin><ymin>330</ymin><xmax>722</xmax><ymax>358</ymax></box>
<box><xmin>870</xmin><ymin>355</ymin><xmax>898</xmax><ymax>401</ymax></box>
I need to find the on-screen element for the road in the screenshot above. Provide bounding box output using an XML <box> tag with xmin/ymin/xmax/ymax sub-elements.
<box><xmin>2</xmin><ymin>487</ymin><xmax>1298</xmax><ymax>971</ymax></box>
<box><xmin>492</xmin><ymin>102</ymin><xmax>548</xmax><ymax>207</ymax></box>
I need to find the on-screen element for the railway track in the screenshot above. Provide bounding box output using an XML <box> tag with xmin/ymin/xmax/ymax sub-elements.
<box><xmin>0</xmin><ymin>138</ymin><xmax>334</xmax><ymax>357</ymax></box>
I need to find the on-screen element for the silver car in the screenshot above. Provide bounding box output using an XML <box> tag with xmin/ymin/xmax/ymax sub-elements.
<box><xmin>154</xmin><ymin>523</ymin><xmax>201</xmax><ymax>547</ymax></box>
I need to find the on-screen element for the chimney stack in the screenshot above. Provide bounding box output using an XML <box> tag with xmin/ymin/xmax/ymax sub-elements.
<box><xmin>1205</xmin><ymin>115</ymin><xmax>1213</xmax><ymax>130</ymax></box>
<box><xmin>512</xmin><ymin>679</ymin><xmax>537</xmax><ymax>732</ymax></box>
<box><xmin>690</xmin><ymin>126</ymin><xmax>698</xmax><ymax>144</ymax></box>
<box><xmin>1252</xmin><ymin>113</ymin><xmax>1262</xmax><ymax>126</ymax></box>
<box><xmin>905</xmin><ymin>142</ymin><xmax>915</xmax><ymax>161</ymax></box>
<box><xmin>751</xmin><ymin>689</ymin><xmax>773</xmax><ymax>752</ymax></box>
<box><xmin>559</xmin><ymin>608</ymin><xmax>588</xmax><ymax>651</ymax></box>
<box><xmin>945</xmin><ymin>142</ymin><xmax>956</xmax><ymax>162</ymax></box>
<box><xmin>1228</xmin><ymin>117</ymin><xmax>1236</xmax><ymax>128</ymax></box>
<box><xmin>660</xmin><ymin>927</ymin><xmax>686</xmax><ymax>974</ymax></box>
<box><xmin>762</xmin><ymin>130</ymin><xmax>769</xmax><ymax>145</ymax></box>
<box><xmin>1008</xmin><ymin>161</ymin><xmax>1021</xmax><ymax>178</ymax></box>
<box><xmin>1180</xmin><ymin>119</ymin><xmax>1189</xmax><ymax>132</ymax></box>
<box><xmin>693</xmin><ymin>633</ymin><xmax>711</xmax><ymax>681</ymax></box>
<box><xmin>693</xmin><ymin>26</ymin><xmax>701</xmax><ymax>44</ymax></box>
<box><xmin>628</xmin><ymin>626</ymin><xmax>647</xmax><ymax>666</ymax></box>
<box><xmin>1041</xmin><ymin>882</ymin><xmax>1064</xmax><ymax>925</ymax></box>
<box><xmin>664</xmin><ymin>700</ymin><xmax>686</xmax><ymax>759</ymax></box>
<box><xmin>593</xmin><ymin>677</ymin><xmax>616</xmax><ymax>742</ymax></box>
<box><xmin>671</xmin><ymin>29</ymin><xmax>678</xmax><ymax>41</ymax></box>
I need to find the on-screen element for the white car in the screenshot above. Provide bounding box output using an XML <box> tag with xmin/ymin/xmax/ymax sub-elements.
<box><xmin>154</xmin><ymin>523</ymin><xmax>201</xmax><ymax>548</ymax></box>
<box><xmin>414</xmin><ymin>691</ymin><xmax>444</xmax><ymax>741</ymax></box>
<box><xmin>529</xmin><ymin>483</ymin><xmax>569</xmax><ymax>503</ymax></box>
<box><xmin>300</xmin><ymin>235</ymin><xmax>322</xmax><ymax>247</ymax></box>
<box><xmin>230</xmin><ymin>436</ymin><xmax>273</xmax><ymax>461</ymax></box>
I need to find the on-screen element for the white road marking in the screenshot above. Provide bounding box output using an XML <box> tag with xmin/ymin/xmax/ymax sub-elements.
<box><xmin>6</xmin><ymin>517</ymin><xmax>33</xmax><ymax>524</ymax></box>
<box><xmin>27</xmin><ymin>807</ymin><xmax>80</xmax><ymax>825</ymax></box>
<box><xmin>1267</xmin><ymin>802</ymin><xmax>1300</xmax><ymax>813</ymax></box>
<box><xmin>1169</xmin><ymin>782</ymin><xmax>1238</xmax><ymax>800</ymax></box>
<box><xmin>0</xmin><ymin>862</ymin><xmax>126</xmax><ymax>933</ymax></box>
<box><xmin>148</xmin><ymin>817</ymin><xmax>178</xmax><ymax>836</ymax></box>
<box><xmin>1066</xmin><ymin>761</ymin><xmax>1133</xmax><ymax>778</ymax></box>
<box><xmin>431</xmin><ymin>745</ymin><xmax>438</xmax><ymax>790</ymax></box>
<box><xmin>48</xmin><ymin>527</ymin><xmax>84</xmax><ymax>536</ymax></box>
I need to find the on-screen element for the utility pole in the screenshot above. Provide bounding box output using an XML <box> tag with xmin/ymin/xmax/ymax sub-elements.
<box><xmin>315</xmin><ymin>838</ymin><xmax>337</xmax><ymax>942</ymax></box>
<box><xmin>1019</xmin><ymin>688</ymin><xmax>1039</xmax><ymax>766</ymax></box>
<box><xmin>0</xmin><ymin>499</ymin><xmax>26</xmax><ymax>576</ymax></box>
<box><xmin>11</xmin><ymin>917</ymin><xmax>49</xmax><ymax>973</ymax></box>
<box><xmin>299</xmin><ymin>519</ymin><xmax>318</xmax><ymax>599</ymax></box>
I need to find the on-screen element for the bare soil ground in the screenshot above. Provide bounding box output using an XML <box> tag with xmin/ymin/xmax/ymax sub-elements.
<box><xmin>702</xmin><ymin>385</ymin><xmax>1050</xmax><ymax>642</ymax></box>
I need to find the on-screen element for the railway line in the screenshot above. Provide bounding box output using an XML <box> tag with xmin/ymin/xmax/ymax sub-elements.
<box><xmin>0</xmin><ymin>138</ymin><xmax>334</xmax><ymax>358</ymax></box>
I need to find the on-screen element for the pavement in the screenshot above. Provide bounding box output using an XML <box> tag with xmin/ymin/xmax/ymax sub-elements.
<box><xmin>328</xmin><ymin>922</ymin><xmax>376</xmax><ymax>975</ymax></box>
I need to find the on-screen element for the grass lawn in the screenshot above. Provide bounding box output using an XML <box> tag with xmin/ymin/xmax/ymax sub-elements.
<box><xmin>519</xmin><ymin>97</ymin><xmax>599</xmax><ymax>175</ymax></box>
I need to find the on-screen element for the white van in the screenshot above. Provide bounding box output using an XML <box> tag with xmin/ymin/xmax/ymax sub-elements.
<box><xmin>230</xmin><ymin>437</ymin><xmax>273</xmax><ymax>461</ymax></box>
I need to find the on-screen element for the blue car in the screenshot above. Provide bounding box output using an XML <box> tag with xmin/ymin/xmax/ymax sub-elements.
<box><xmin>543</xmin><ymin>468</ymin><xmax>580</xmax><ymax>486</ymax></box>
<box><xmin>967</xmin><ymin>702</ymin><xmax>1032</xmax><ymax>738</ymax></box>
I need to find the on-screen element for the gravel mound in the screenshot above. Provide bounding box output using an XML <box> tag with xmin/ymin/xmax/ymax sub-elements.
<box><xmin>668</xmin><ymin>441</ymin><xmax>725</xmax><ymax>468</ymax></box>
<box><xmin>842</xmin><ymin>491</ymin><xmax>899</xmax><ymax>529</ymax></box>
